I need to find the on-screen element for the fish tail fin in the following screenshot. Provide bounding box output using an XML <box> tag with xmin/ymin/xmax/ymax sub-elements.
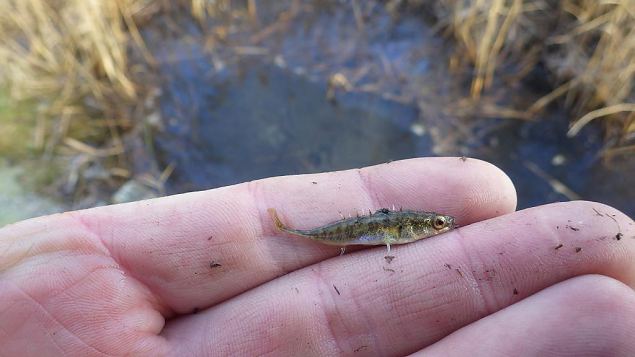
<box><xmin>268</xmin><ymin>208</ymin><xmax>287</xmax><ymax>232</ymax></box>
<box><xmin>268</xmin><ymin>208</ymin><xmax>312</xmax><ymax>238</ymax></box>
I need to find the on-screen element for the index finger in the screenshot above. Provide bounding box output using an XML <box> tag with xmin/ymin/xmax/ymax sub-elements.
<box><xmin>71</xmin><ymin>157</ymin><xmax>516</xmax><ymax>313</ymax></box>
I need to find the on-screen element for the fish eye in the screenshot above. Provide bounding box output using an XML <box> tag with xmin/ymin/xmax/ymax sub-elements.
<box><xmin>433</xmin><ymin>216</ymin><xmax>446</xmax><ymax>230</ymax></box>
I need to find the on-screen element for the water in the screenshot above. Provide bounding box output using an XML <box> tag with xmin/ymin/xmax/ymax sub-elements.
<box><xmin>146</xmin><ymin>1</ymin><xmax>634</xmax><ymax>216</ymax></box>
<box><xmin>157</xmin><ymin>61</ymin><xmax>424</xmax><ymax>191</ymax></box>
<box><xmin>476</xmin><ymin>111</ymin><xmax>635</xmax><ymax>211</ymax></box>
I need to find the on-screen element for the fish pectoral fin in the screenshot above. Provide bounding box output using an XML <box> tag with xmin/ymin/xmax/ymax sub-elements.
<box><xmin>383</xmin><ymin>235</ymin><xmax>398</xmax><ymax>253</ymax></box>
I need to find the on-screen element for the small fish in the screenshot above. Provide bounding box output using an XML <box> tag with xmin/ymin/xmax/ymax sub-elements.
<box><xmin>268</xmin><ymin>207</ymin><xmax>456</xmax><ymax>252</ymax></box>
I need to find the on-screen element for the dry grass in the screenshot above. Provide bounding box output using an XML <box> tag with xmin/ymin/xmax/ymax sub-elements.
<box><xmin>0</xmin><ymin>0</ymin><xmax>166</xmax><ymax>202</ymax></box>
<box><xmin>0</xmin><ymin>0</ymin><xmax>234</xmax><ymax>155</ymax></box>
<box><xmin>0</xmin><ymin>0</ymin><xmax>146</xmax><ymax>159</ymax></box>
<box><xmin>0</xmin><ymin>89</ymin><xmax>37</xmax><ymax>159</ymax></box>
<box><xmin>0</xmin><ymin>0</ymin><xmax>231</xmax><ymax>198</ymax></box>
<box><xmin>0</xmin><ymin>0</ymin><xmax>139</xmax><ymax>101</ymax></box>
<box><xmin>0</xmin><ymin>0</ymin><xmax>234</xmax><ymax>150</ymax></box>
<box><xmin>434</xmin><ymin>0</ymin><xmax>635</xmax><ymax>148</ymax></box>
<box><xmin>191</xmin><ymin>0</ymin><xmax>235</xmax><ymax>21</ymax></box>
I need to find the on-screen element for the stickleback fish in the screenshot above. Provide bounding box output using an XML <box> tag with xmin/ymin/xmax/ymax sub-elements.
<box><xmin>268</xmin><ymin>207</ymin><xmax>456</xmax><ymax>252</ymax></box>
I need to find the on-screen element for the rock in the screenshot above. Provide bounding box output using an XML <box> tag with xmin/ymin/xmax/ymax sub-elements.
<box><xmin>0</xmin><ymin>161</ymin><xmax>65</xmax><ymax>227</ymax></box>
<box><xmin>111</xmin><ymin>180</ymin><xmax>158</xmax><ymax>204</ymax></box>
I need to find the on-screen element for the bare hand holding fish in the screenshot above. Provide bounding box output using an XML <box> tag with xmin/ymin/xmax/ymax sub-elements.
<box><xmin>1</xmin><ymin>158</ymin><xmax>633</xmax><ymax>356</ymax></box>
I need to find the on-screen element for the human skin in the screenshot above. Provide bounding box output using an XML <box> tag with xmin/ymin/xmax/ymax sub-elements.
<box><xmin>0</xmin><ymin>157</ymin><xmax>633</xmax><ymax>356</ymax></box>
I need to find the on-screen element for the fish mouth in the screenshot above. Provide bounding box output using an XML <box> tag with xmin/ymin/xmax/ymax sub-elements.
<box><xmin>439</xmin><ymin>216</ymin><xmax>457</xmax><ymax>231</ymax></box>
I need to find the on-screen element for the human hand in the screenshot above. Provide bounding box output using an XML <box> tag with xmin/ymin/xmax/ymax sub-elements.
<box><xmin>1</xmin><ymin>158</ymin><xmax>633</xmax><ymax>356</ymax></box>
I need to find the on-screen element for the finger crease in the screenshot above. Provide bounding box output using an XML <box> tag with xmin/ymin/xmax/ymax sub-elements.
<box><xmin>452</xmin><ymin>228</ymin><xmax>498</xmax><ymax>317</ymax></box>
<box><xmin>310</xmin><ymin>266</ymin><xmax>348</xmax><ymax>355</ymax></box>
<box><xmin>356</xmin><ymin>169</ymin><xmax>381</xmax><ymax>211</ymax></box>
<box><xmin>245</xmin><ymin>180</ymin><xmax>295</xmax><ymax>275</ymax></box>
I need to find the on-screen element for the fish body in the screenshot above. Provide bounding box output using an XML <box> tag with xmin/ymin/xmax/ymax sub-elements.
<box><xmin>268</xmin><ymin>208</ymin><xmax>455</xmax><ymax>251</ymax></box>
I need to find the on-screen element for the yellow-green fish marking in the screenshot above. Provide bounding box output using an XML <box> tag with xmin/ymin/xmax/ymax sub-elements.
<box><xmin>268</xmin><ymin>207</ymin><xmax>456</xmax><ymax>252</ymax></box>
